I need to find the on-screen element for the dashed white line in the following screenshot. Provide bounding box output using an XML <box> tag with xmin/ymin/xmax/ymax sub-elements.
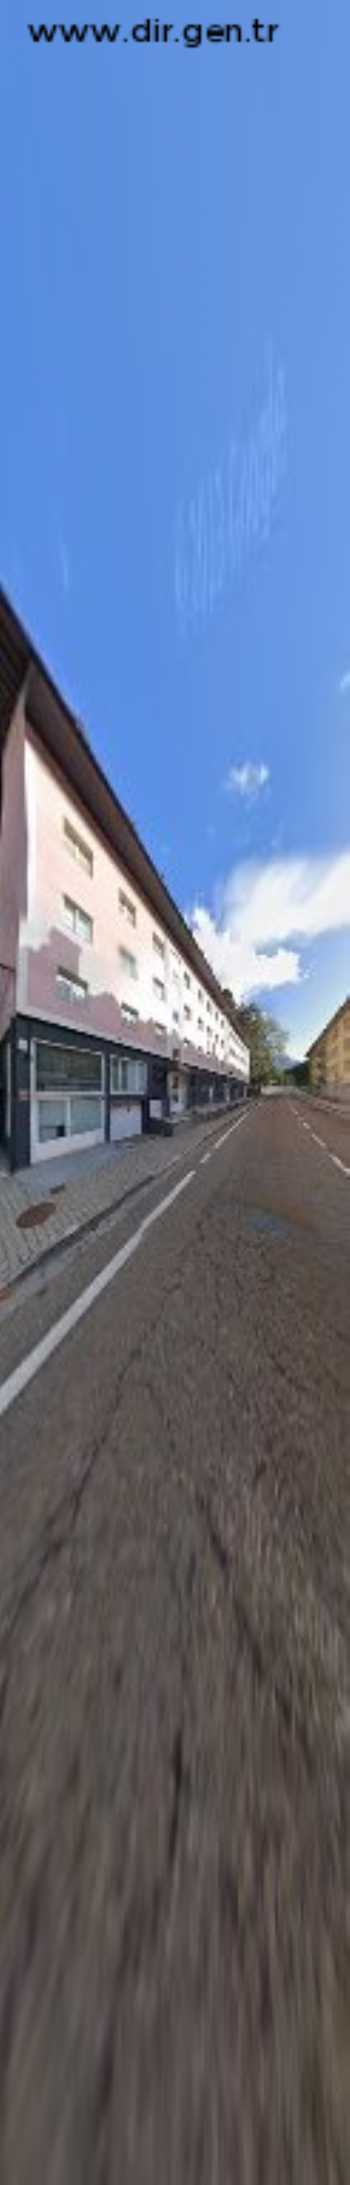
<box><xmin>200</xmin><ymin>1151</ymin><xmax>212</xmax><ymax>1166</ymax></box>
<box><xmin>290</xmin><ymin>1104</ymin><xmax>350</xmax><ymax>1180</ymax></box>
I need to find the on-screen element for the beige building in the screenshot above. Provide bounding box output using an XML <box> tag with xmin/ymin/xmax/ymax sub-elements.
<box><xmin>307</xmin><ymin>998</ymin><xmax>350</xmax><ymax>1101</ymax></box>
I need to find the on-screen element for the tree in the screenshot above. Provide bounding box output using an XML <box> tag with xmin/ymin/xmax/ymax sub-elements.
<box><xmin>223</xmin><ymin>997</ymin><xmax>288</xmax><ymax>1084</ymax></box>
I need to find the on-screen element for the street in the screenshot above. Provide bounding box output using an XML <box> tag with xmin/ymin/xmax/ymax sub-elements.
<box><xmin>0</xmin><ymin>1094</ymin><xmax>350</xmax><ymax>2183</ymax></box>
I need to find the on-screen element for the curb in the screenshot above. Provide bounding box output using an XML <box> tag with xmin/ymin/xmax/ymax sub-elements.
<box><xmin>0</xmin><ymin>1106</ymin><xmax>246</xmax><ymax>1307</ymax></box>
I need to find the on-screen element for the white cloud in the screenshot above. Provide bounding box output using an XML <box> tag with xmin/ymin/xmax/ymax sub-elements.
<box><xmin>189</xmin><ymin>851</ymin><xmax>350</xmax><ymax>1002</ymax></box>
<box><xmin>225</xmin><ymin>760</ymin><xmax>269</xmax><ymax>799</ymax></box>
<box><xmin>339</xmin><ymin>670</ymin><xmax>350</xmax><ymax>694</ymax></box>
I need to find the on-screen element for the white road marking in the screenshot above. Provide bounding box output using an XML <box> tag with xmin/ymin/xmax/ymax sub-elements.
<box><xmin>0</xmin><ymin>1169</ymin><xmax>195</xmax><ymax>1422</ymax></box>
<box><xmin>0</xmin><ymin>1107</ymin><xmax>254</xmax><ymax>1422</ymax></box>
<box><xmin>290</xmin><ymin>1103</ymin><xmax>350</xmax><ymax>1179</ymax></box>
<box><xmin>214</xmin><ymin>1115</ymin><xmax>247</xmax><ymax>1151</ymax></box>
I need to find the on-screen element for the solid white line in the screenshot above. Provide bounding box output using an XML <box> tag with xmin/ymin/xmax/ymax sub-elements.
<box><xmin>214</xmin><ymin>1116</ymin><xmax>247</xmax><ymax>1151</ymax></box>
<box><xmin>200</xmin><ymin>1151</ymin><xmax>212</xmax><ymax>1165</ymax></box>
<box><xmin>330</xmin><ymin>1154</ymin><xmax>350</xmax><ymax>1175</ymax></box>
<box><xmin>312</xmin><ymin>1134</ymin><xmax>326</xmax><ymax>1148</ymax></box>
<box><xmin>0</xmin><ymin>1169</ymin><xmax>195</xmax><ymax>1423</ymax></box>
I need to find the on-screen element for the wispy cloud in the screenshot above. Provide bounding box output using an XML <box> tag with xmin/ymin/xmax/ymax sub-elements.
<box><xmin>189</xmin><ymin>851</ymin><xmax>350</xmax><ymax>1002</ymax></box>
<box><xmin>225</xmin><ymin>760</ymin><xmax>270</xmax><ymax>800</ymax></box>
<box><xmin>339</xmin><ymin>670</ymin><xmax>350</xmax><ymax>694</ymax></box>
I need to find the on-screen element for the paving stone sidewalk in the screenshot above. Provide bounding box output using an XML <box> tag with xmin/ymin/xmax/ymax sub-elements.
<box><xmin>0</xmin><ymin>1107</ymin><xmax>235</xmax><ymax>1293</ymax></box>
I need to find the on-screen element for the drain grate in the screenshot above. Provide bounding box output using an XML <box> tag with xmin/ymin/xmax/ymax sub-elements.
<box><xmin>16</xmin><ymin>1202</ymin><xmax>53</xmax><ymax>1230</ymax></box>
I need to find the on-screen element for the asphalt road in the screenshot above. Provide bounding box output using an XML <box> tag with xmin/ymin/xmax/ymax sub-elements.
<box><xmin>0</xmin><ymin>1096</ymin><xmax>350</xmax><ymax>2184</ymax></box>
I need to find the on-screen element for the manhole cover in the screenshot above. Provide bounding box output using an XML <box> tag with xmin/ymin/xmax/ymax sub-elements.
<box><xmin>246</xmin><ymin>1209</ymin><xmax>290</xmax><ymax>1240</ymax></box>
<box><xmin>16</xmin><ymin>1203</ymin><xmax>53</xmax><ymax>1230</ymax></box>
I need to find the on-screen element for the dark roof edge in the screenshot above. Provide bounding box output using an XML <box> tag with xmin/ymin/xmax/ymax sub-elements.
<box><xmin>0</xmin><ymin>584</ymin><xmax>248</xmax><ymax>1050</ymax></box>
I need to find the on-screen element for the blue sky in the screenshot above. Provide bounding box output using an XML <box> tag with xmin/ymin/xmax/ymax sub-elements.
<box><xmin>1</xmin><ymin>0</ymin><xmax>349</xmax><ymax>1057</ymax></box>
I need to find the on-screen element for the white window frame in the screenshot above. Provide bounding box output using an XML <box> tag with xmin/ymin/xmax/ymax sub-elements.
<box><xmin>119</xmin><ymin>888</ymin><xmax>137</xmax><ymax>928</ymax></box>
<box><xmin>56</xmin><ymin>969</ymin><xmax>88</xmax><ymax>1004</ymax></box>
<box><xmin>118</xmin><ymin>946</ymin><xmax>138</xmax><ymax>980</ymax></box>
<box><xmin>110</xmin><ymin>1054</ymin><xmax>147</xmax><ymax>1097</ymax></box>
<box><xmin>62</xmin><ymin>895</ymin><xmax>93</xmax><ymax>944</ymax></box>
<box><xmin>30</xmin><ymin>1041</ymin><xmax>105</xmax><ymax>1162</ymax></box>
<box><xmin>63</xmin><ymin>817</ymin><xmax>93</xmax><ymax>876</ymax></box>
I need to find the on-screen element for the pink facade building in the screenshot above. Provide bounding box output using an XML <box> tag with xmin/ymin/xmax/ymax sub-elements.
<box><xmin>0</xmin><ymin>590</ymin><xmax>249</xmax><ymax>1167</ymax></box>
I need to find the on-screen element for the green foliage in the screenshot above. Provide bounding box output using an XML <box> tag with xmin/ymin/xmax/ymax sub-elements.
<box><xmin>222</xmin><ymin>992</ymin><xmax>288</xmax><ymax>1085</ymax></box>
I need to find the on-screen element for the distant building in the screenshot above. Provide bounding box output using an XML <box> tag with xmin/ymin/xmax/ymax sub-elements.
<box><xmin>0</xmin><ymin>589</ymin><xmax>250</xmax><ymax>1168</ymax></box>
<box><xmin>307</xmin><ymin>999</ymin><xmax>350</xmax><ymax>1102</ymax></box>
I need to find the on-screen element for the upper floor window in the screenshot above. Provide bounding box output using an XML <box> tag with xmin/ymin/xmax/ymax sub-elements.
<box><xmin>153</xmin><ymin>976</ymin><xmax>166</xmax><ymax>1001</ymax></box>
<box><xmin>154</xmin><ymin>1020</ymin><xmax>166</xmax><ymax>1035</ymax></box>
<box><xmin>207</xmin><ymin>999</ymin><xmax>212</xmax><ymax>1015</ymax></box>
<box><xmin>56</xmin><ymin>968</ymin><xmax>88</xmax><ymax>1003</ymax></box>
<box><xmin>121</xmin><ymin>1002</ymin><xmax>139</xmax><ymax>1023</ymax></box>
<box><xmin>184</xmin><ymin>1005</ymin><xmax>191</xmax><ymax>1021</ymax></box>
<box><xmin>173</xmin><ymin>1010</ymin><xmax>179</xmax><ymax>1025</ymax></box>
<box><xmin>119</xmin><ymin>946</ymin><xmax>138</xmax><ymax>979</ymax></box>
<box><xmin>198</xmin><ymin>1016</ymin><xmax>203</xmax><ymax>1030</ymax></box>
<box><xmin>119</xmin><ymin>887</ymin><xmax>136</xmax><ymax>928</ymax></box>
<box><xmin>63</xmin><ymin>817</ymin><xmax>93</xmax><ymax>877</ymax></box>
<box><xmin>62</xmin><ymin>895</ymin><xmax>93</xmax><ymax>944</ymax></box>
<box><xmin>184</xmin><ymin>971</ymin><xmax>191</xmax><ymax>990</ymax></box>
<box><xmin>153</xmin><ymin>932</ymin><xmax>165</xmax><ymax>960</ymax></box>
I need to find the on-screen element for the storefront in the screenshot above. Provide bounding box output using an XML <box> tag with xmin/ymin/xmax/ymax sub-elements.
<box><xmin>30</xmin><ymin>1037</ymin><xmax>106</xmax><ymax>1161</ymax></box>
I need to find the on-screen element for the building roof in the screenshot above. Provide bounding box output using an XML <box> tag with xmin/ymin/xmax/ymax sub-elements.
<box><xmin>0</xmin><ymin>584</ymin><xmax>248</xmax><ymax>1054</ymax></box>
<box><xmin>307</xmin><ymin>996</ymin><xmax>350</xmax><ymax>1057</ymax></box>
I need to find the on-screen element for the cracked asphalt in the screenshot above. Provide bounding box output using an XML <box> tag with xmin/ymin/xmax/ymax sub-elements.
<box><xmin>0</xmin><ymin>1095</ymin><xmax>350</xmax><ymax>2184</ymax></box>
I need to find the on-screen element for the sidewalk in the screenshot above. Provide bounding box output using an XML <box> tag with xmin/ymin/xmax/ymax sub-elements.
<box><xmin>0</xmin><ymin>1104</ymin><xmax>239</xmax><ymax>1297</ymax></box>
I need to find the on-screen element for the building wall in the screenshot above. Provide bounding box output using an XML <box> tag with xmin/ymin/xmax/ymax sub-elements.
<box><xmin>17</xmin><ymin>728</ymin><xmax>249</xmax><ymax>1083</ymax></box>
<box><xmin>309</xmin><ymin>1002</ymin><xmax>350</xmax><ymax>1096</ymax></box>
<box><xmin>0</xmin><ymin>695</ymin><xmax>27</xmax><ymax>1041</ymax></box>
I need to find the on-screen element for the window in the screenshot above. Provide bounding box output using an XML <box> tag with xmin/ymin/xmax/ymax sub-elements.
<box><xmin>36</xmin><ymin>1043</ymin><xmax>102</xmax><ymax>1091</ymax></box>
<box><xmin>34</xmin><ymin>1043</ymin><xmax>104</xmax><ymax>1150</ymax></box>
<box><xmin>184</xmin><ymin>1005</ymin><xmax>191</xmax><ymax>1021</ymax></box>
<box><xmin>62</xmin><ymin>895</ymin><xmax>93</xmax><ymax>944</ymax></box>
<box><xmin>173</xmin><ymin>1010</ymin><xmax>179</xmax><ymax>1025</ymax></box>
<box><xmin>207</xmin><ymin>999</ymin><xmax>212</xmax><ymax>1014</ymax></box>
<box><xmin>184</xmin><ymin>971</ymin><xmax>191</xmax><ymax>990</ymax></box>
<box><xmin>118</xmin><ymin>946</ymin><xmax>138</xmax><ymax>979</ymax></box>
<box><xmin>63</xmin><ymin>817</ymin><xmax>93</xmax><ymax>876</ymax></box>
<box><xmin>119</xmin><ymin>888</ymin><xmax>136</xmax><ymax>927</ymax></box>
<box><xmin>153</xmin><ymin>976</ymin><xmax>166</xmax><ymax>1001</ymax></box>
<box><xmin>154</xmin><ymin>1021</ymin><xmax>166</xmax><ymax>1035</ymax></box>
<box><xmin>56</xmin><ymin>969</ymin><xmax>88</xmax><ymax>1003</ymax></box>
<box><xmin>153</xmin><ymin>932</ymin><xmax>165</xmax><ymax>959</ymax></box>
<box><xmin>121</xmin><ymin>1003</ymin><xmax>139</xmax><ymax>1023</ymax></box>
<box><xmin>111</xmin><ymin>1054</ymin><xmax>147</xmax><ymax>1096</ymax></box>
<box><xmin>197</xmin><ymin>988</ymin><xmax>202</xmax><ymax>1003</ymax></box>
<box><xmin>198</xmin><ymin>1016</ymin><xmax>203</xmax><ymax>1030</ymax></box>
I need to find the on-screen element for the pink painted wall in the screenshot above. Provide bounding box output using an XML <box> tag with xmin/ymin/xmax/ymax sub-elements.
<box><xmin>0</xmin><ymin>697</ymin><xmax>27</xmax><ymax>1040</ymax></box>
<box><xmin>17</xmin><ymin>727</ymin><xmax>249</xmax><ymax>1079</ymax></box>
<box><xmin>18</xmin><ymin>730</ymin><xmax>229</xmax><ymax>1070</ymax></box>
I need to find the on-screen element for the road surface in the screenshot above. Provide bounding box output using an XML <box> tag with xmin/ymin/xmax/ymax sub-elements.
<box><xmin>0</xmin><ymin>1095</ymin><xmax>349</xmax><ymax>2183</ymax></box>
